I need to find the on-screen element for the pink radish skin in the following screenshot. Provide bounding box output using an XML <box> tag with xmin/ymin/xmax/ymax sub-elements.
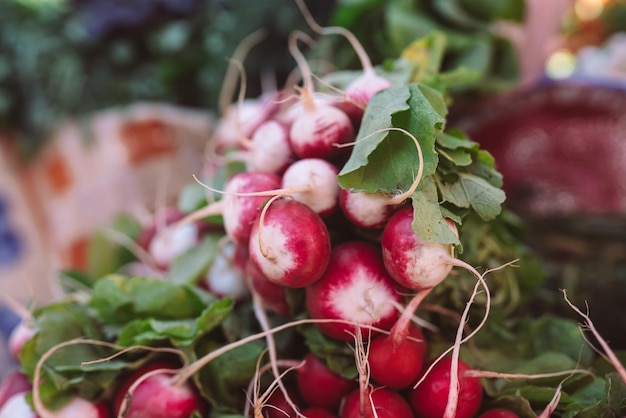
<box><xmin>8</xmin><ymin>321</ymin><xmax>35</xmax><ymax>360</ymax></box>
<box><xmin>305</xmin><ymin>241</ymin><xmax>401</xmax><ymax>341</ymax></box>
<box><xmin>247</xmin><ymin>120</ymin><xmax>295</xmax><ymax>174</ymax></box>
<box><xmin>113</xmin><ymin>362</ymin><xmax>203</xmax><ymax>418</ymax></box>
<box><xmin>246</xmin><ymin>259</ymin><xmax>291</xmax><ymax>316</ymax></box>
<box><xmin>222</xmin><ymin>172</ymin><xmax>282</xmax><ymax>246</ymax></box>
<box><xmin>381</xmin><ymin>206</ymin><xmax>454</xmax><ymax>290</ymax></box>
<box><xmin>281</xmin><ymin>158</ymin><xmax>340</xmax><ymax>217</ymax></box>
<box><xmin>214</xmin><ymin>98</ymin><xmax>278</xmax><ymax>151</ymax></box>
<box><xmin>263</xmin><ymin>387</ymin><xmax>302</xmax><ymax>418</ymax></box>
<box><xmin>202</xmin><ymin>241</ymin><xmax>250</xmax><ymax>301</ymax></box>
<box><xmin>367</xmin><ymin>325</ymin><xmax>427</xmax><ymax>389</ymax></box>
<box><xmin>342</xmin><ymin>72</ymin><xmax>392</xmax><ymax>122</ymax></box>
<box><xmin>148</xmin><ymin>222</ymin><xmax>199</xmax><ymax>269</ymax></box>
<box><xmin>0</xmin><ymin>372</ymin><xmax>31</xmax><ymax>410</ymax></box>
<box><xmin>0</xmin><ymin>393</ymin><xmax>36</xmax><ymax>418</ymax></box>
<box><xmin>50</xmin><ymin>397</ymin><xmax>109</xmax><ymax>418</ymax></box>
<box><xmin>340</xmin><ymin>387</ymin><xmax>414</xmax><ymax>418</ymax></box>
<box><xmin>297</xmin><ymin>353</ymin><xmax>356</xmax><ymax>411</ymax></box>
<box><xmin>289</xmin><ymin>103</ymin><xmax>354</xmax><ymax>160</ymax></box>
<box><xmin>408</xmin><ymin>356</ymin><xmax>482</xmax><ymax>418</ymax></box>
<box><xmin>339</xmin><ymin>189</ymin><xmax>401</xmax><ymax>229</ymax></box>
<box><xmin>478</xmin><ymin>409</ymin><xmax>519</xmax><ymax>418</ymax></box>
<box><xmin>248</xmin><ymin>198</ymin><xmax>331</xmax><ymax>288</ymax></box>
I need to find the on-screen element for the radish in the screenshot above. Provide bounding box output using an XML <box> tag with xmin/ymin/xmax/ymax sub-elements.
<box><xmin>287</xmin><ymin>31</ymin><xmax>354</xmax><ymax>161</ymax></box>
<box><xmin>408</xmin><ymin>356</ymin><xmax>482</xmax><ymax>418</ymax></box>
<box><xmin>305</xmin><ymin>241</ymin><xmax>401</xmax><ymax>341</ymax></box>
<box><xmin>338</xmin><ymin>126</ymin><xmax>425</xmax><ymax>229</ymax></box>
<box><xmin>202</xmin><ymin>240</ymin><xmax>250</xmax><ymax>301</ymax></box>
<box><xmin>8</xmin><ymin>320</ymin><xmax>35</xmax><ymax>360</ymax></box>
<box><xmin>136</xmin><ymin>208</ymin><xmax>201</xmax><ymax>270</ymax></box>
<box><xmin>50</xmin><ymin>397</ymin><xmax>109</xmax><ymax>418</ymax></box>
<box><xmin>113</xmin><ymin>363</ymin><xmax>204</xmax><ymax>418</ymax></box>
<box><xmin>281</xmin><ymin>158</ymin><xmax>340</xmax><ymax>217</ymax></box>
<box><xmin>367</xmin><ymin>324</ymin><xmax>426</xmax><ymax>389</ymax></box>
<box><xmin>0</xmin><ymin>372</ymin><xmax>31</xmax><ymax>410</ymax></box>
<box><xmin>246</xmin><ymin>120</ymin><xmax>295</xmax><ymax>174</ymax></box>
<box><xmin>340</xmin><ymin>387</ymin><xmax>414</xmax><ymax>418</ymax></box>
<box><xmin>262</xmin><ymin>386</ymin><xmax>302</xmax><ymax>418</ymax></box>
<box><xmin>0</xmin><ymin>393</ymin><xmax>36</xmax><ymax>418</ymax></box>
<box><xmin>478</xmin><ymin>409</ymin><xmax>519</xmax><ymax>418</ymax></box>
<box><xmin>381</xmin><ymin>206</ymin><xmax>456</xmax><ymax>291</ymax></box>
<box><xmin>248</xmin><ymin>197</ymin><xmax>331</xmax><ymax>288</ymax></box>
<box><xmin>246</xmin><ymin>258</ymin><xmax>291</xmax><ymax>316</ymax></box>
<box><xmin>296</xmin><ymin>353</ymin><xmax>356</xmax><ymax>411</ymax></box>
<box><xmin>293</xmin><ymin>0</ymin><xmax>391</xmax><ymax>121</ymax></box>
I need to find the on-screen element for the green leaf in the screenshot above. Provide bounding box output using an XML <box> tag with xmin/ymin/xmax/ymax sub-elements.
<box><xmin>169</xmin><ymin>233</ymin><xmax>222</xmax><ymax>285</ymax></box>
<box><xmin>89</xmin><ymin>275</ymin><xmax>215</xmax><ymax>324</ymax></box>
<box><xmin>411</xmin><ymin>176</ymin><xmax>460</xmax><ymax>245</ymax></box>
<box><xmin>196</xmin><ymin>340</ymin><xmax>265</xmax><ymax>409</ymax></box>
<box><xmin>338</xmin><ymin>83</ymin><xmax>444</xmax><ymax>195</ymax></box>
<box><xmin>116</xmin><ymin>298</ymin><xmax>233</xmax><ymax>347</ymax></box>
<box><xmin>439</xmin><ymin>173</ymin><xmax>505</xmax><ymax>220</ymax></box>
<box><xmin>178</xmin><ymin>182</ymin><xmax>210</xmax><ymax>213</ymax></box>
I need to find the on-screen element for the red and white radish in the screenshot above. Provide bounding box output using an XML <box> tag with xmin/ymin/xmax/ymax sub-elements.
<box><xmin>114</xmin><ymin>363</ymin><xmax>203</xmax><ymax>418</ymax></box>
<box><xmin>381</xmin><ymin>206</ymin><xmax>456</xmax><ymax>291</ymax></box>
<box><xmin>408</xmin><ymin>356</ymin><xmax>482</xmax><ymax>418</ymax></box>
<box><xmin>281</xmin><ymin>158</ymin><xmax>340</xmax><ymax>217</ymax></box>
<box><xmin>0</xmin><ymin>393</ymin><xmax>36</xmax><ymax>418</ymax></box>
<box><xmin>0</xmin><ymin>372</ymin><xmax>31</xmax><ymax>410</ymax></box>
<box><xmin>293</xmin><ymin>0</ymin><xmax>391</xmax><ymax>121</ymax></box>
<box><xmin>246</xmin><ymin>259</ymin><xmax>291</xmax><ymax>316</ymax></box>
<box><xmin>248</xmin><ymin>197</ymin><xmax>331</xmax><ymax>289</ymax></box>
<box><xmin>367</xmin><ymin>324</ymin><xmax>426</xmax><ymax>389</ymax></box>
<box><xmin>246</xmin><ymin>120</ymin><xmax>295</xmax><ymax>174</ymax></box>
<box><xmin>52</xmin><ymin>397</ymin><xmax>109</xmax><ymax>418</ymax></box>
<box><xmin>340</xmin><ymin>387</ymin><xmax>414</xmax><ymax>418</ymax></box>
<box><xmin>202</xmin><ymin>240</ymin><xmax>250</xmax><ymax>301</ymax></box>
<box><xmin>296</xmin><ymin>353</ymin><xmax>356</xmax><ymax>411</ymax></box>
<box><xmin>287</xmin><ymin>31</ymin><xmax>354</xmax><ymax>161</ymax></box>
<box><xmin>8</xmin><ymin>320</ymin><xmax>35</xmax><ymax>360</ymax></box>
<box><xmin>305</xmin><ymin>241</ymin><xmax>401</xmax><ymax>341</ymax></box>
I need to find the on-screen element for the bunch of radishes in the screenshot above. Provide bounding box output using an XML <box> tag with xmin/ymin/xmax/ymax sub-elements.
<box><xmin>0</xmin><ymin>2</ymin><xmax>525</xmax><ymax>418</ymax></box>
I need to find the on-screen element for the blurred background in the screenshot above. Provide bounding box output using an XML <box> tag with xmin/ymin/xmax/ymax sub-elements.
<box><xmin>1</xmin><ymin>0</ymin><xmax>626</xmax><ymax>368</ymax></box>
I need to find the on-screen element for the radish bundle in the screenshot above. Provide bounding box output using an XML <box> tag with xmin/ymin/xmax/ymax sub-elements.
<box><xmin>3</xmin><ymin>7</ymin><xmax>626</xmax><ymax>418</ymax></box>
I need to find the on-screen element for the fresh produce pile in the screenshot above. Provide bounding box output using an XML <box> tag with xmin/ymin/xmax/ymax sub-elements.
<box><xmin>2</xmin><ymin>4</ymin><xmax>626</xmax><ymax>418</ymax></box>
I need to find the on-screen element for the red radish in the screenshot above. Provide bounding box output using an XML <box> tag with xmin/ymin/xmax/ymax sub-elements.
<box><xmin>478</xmin><ymin>409</ymin><xmax>519</xmax><ymax>418</ymax></box>
<box><xmin>246</xmin><ymin>259</ymin><xmax>290</xmax><ymax>316</ymax></box>
<box><xmin>381</xmin><ymin>206</ymin><xmax>455</xmax><ymax>291</ymax></box>
<box><xmin>293</xmin><ymin>0</ymin><xmax>391</xmax><ymax>121</ymax></box>
<box><xmin>136</xmin><ymin>208</ymin><xmax>201</xmax><ymax>270</ymax></box>
<box><xmin>339</xmin><ymin>189</ymin><xmax>402</xmax><ymax>230</ymax></box>
<box><xmin>50</xmin><ymin>397</ymin><xmax>109</xmax><ymax>418</ymax></box>
<box><xmin>0</xmin><ymin>392</ymin><xmax>36</xmax><ymax>418</ymax></box>
<box><xmin>213</xmin><ymin>97</ymin><xmax>278</xmax><ymax>152</ymax></box>
<box><xmin>8</xmin><ymin>321</ymin><xmax>35</xmax><ymax>360</ymax></box>
<box><xmin>408</xmin><ymin>356</ymin><xmax>482</xmax><ymax>418</ymax></box>
<box><xmin>340</xmin><ymin>387</ymin><xmax>414</xmax><ymax>418</ymax></box>
<box><xmin>301</xmin><ymin>408</ymin><xmax>337</xmax><ymax>418</ymax></box>
<box><xmin>287</xmin><ymin>31</ymin><xmax>354</xmax><ymax>161</ymax></box>
<box><xmin>244</xmin><ymin>120</ymin><xmax>294</xmax><ymax>174</ymax></box>
<box><xmin>219</xmin><ymin>172</ymin><xmax>282</xmax><ymax>246</ymax></box>
<box><xmin>338</xmin><ymin>127</ymin><xmax>425</xmax><ymax>229</ymax></box>
<box><xmin>0</xmin><ymin>372</ymin><xmax>31</xmax><ymax>410</ymax></box>
<box><xmin>248</xmin><ymin>198</ymin><xmax>331</xmax><ymax>288</ymax></box>
<box><xmin>114</xmin><ymin>364</ymin><xmax>204</xmax><ymax>418</ymax></box>
<box><xmin>305</xmin><ymin>241</ymin><xmax>401</xmax><ymax>341</ymax></box>
<box><xmin>281</xmin><ymin>158</ymin><xmax>340</xmax><ymax>217</ymax></box>
<box><xmin>296</xmin><ymin>353</ymin><xmax>356</xmax><ymax>411</ymax></box>
<box><xmin>367</xmin><ymin>324</ymin><xmax>427</xmax><ymax>389</ymax></box>
<box><xmin>202</xmin><ymin>241</ymin><xmax>250</xmax><ymax>301</ymax></box>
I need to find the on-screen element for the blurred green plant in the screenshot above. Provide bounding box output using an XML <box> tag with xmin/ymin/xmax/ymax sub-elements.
<box><xmin>0</xmin><ymin>0</ymin><xmax>335</xmax><ymax>157</ymax></box>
